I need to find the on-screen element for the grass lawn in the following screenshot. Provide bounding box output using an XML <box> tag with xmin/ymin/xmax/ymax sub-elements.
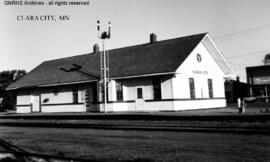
<box><xmin>0</xmin><ymin>126</ymin><xmax>269</xmax><ymax>162</ymax></box>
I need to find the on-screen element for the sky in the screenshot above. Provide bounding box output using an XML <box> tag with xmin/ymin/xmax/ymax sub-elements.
<box><xmin>1</xmin><ymin>0</ymin><xmax>270</xmax><ymax>82</ymax></box>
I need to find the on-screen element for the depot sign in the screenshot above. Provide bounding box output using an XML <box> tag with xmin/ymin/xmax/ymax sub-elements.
<box><xmin>253</xmin><ymin>77</ymin><xmax>270</xmax><ymax>85</ymax></box>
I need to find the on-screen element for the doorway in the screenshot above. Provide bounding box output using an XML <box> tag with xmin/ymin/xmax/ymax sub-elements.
<box><xmin>135</xmin><ymin>87</ymin><xmax>144</xmax><ymax>111</ymax></box>
<box><xmin>31</xmin><ymin>92</ymin><xmax>41</xmax><ymax>112</ymax></box>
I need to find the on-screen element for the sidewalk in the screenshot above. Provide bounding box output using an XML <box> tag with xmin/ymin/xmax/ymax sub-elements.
<box><xmin>0</xmin><ymin>103</ymin><xmax>269</xmax><ymax>119</ymax></box>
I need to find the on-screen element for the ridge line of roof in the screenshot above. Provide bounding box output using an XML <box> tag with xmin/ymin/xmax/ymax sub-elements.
<box><xmin>44</xmin><ymin>32</ymin><xmax>208</xmax><ymax>63</ymax></box>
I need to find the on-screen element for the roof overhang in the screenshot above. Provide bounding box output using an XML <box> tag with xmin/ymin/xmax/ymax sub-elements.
<box><xmin>38</xmin><ymin>80</ymin><xmax>98</xmax><ymax>87</ymax></box>
<box><xmin>7</xmin><ymin>72</ymin><xmax>177</xmax><ymax>90</ymax></box>
<box><xmin>110</xmin><ymin>72</ymin><xmax>176</xmax><ymax>80</ymax></box>
<box><xmin>202</xmin><ymin>34</ymin><xmax>236</xmax><ymax>79</ymax></box>
<box><xmin>6</xmin><ymin>80</ymin><xmax>98</xmax><ymax>91</ymax></box>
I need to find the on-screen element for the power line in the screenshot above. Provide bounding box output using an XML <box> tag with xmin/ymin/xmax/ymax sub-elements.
<box><xmin>212</xmin><ymin>58</ymin><xmax>256</xmax><ymax>68</ymax></box>
<box><xmin>214</xmin><ymin>24</ymin><xmax>270</xmax><ymax>39</ymax></box>
<box><xmin>228</xmin><ymin>62</ymin><xmax>253</xmax><ymax>67</ymax></box>
<box><xmin>226</xmin><ymin>49</ymin><xmax>269</xmax><ymax>59</ymax></box>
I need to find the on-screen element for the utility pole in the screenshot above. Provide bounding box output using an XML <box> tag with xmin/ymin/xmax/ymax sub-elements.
<box><xmin>97</xmin><ymin>20</ymin><xmax>111</xmax><ymax>113</ymax></box>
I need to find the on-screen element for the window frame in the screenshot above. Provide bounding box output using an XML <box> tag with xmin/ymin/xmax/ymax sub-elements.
<box><xmin>72</xmin><ymin>87</ymin><xmax>78</xmax><ymax>104</ymax></box>
<box><xmin>208</xmin><ymin>79</ymin><xmax>213</xmax><ymax>98</ymax></box>
<box><xmin>116</xmin><ymin>81</ymin><xmax>123</xmax><ymax>101</ymax></box>
<box><xmin>152</xmin><ymin>78</ymin><xmax>162</xmax><ymax>100</ymax></box>
<box><xmin>137</xmin><ymin>88</ymin><xmax>143</xmax><ymax>99</ymax></box>
<box><xmin>189</xmin><ymin>78</ymin><xmax>196</xmax><ymax>99</ymax></box>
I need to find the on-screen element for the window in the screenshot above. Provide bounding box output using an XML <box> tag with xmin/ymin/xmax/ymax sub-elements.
<box><xmin>137</xmin><ymin>88</ymin><xmax>143</xmax><ymax>99</ymax></box>
<box><xmin>189</xmin><ymin>78</ymin><xmax>196</xmax><ymax>99</ymax></box>
<box><xmin>152</xmin><ymin>78</ymin><xmax>161</xmax><ymax>100</ymax></box>
<box><xmin>208</xmin><ymin>79</ymin><xmax>213</xmax><ymax>98</ymax></box>
<box><xmin>116</xmin><ymin>81</ymin><xmax>123</xmax><ymax>101</ymax></box>
<box><xmin>72</xmin><ymin>88</ymin><xmax>78</xmax><ymax>104</ymax></box>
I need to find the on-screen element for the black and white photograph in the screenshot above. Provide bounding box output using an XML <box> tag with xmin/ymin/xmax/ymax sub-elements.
<box><xmin>0</xmin><ymin>0</ymin><xmax>269</xmax><ymax>161</ymax></box>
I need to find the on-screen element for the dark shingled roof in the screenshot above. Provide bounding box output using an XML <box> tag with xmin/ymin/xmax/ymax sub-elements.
<box><xmin>7</xmin><ymin>33</ymin><xmax>207</xmax><ymax>90</ymax></box>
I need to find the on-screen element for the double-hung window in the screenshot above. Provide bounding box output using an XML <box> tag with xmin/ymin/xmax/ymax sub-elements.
<box><xmin>208</xmin><ymin>79</ymin><xmax>213</xmax><ymax>98</ymax></box>
<box><xmin>189</xmin><ymin>78</ymin><xmax>196</xmax><ymax>99</ymax></box>
<box><xmin>72</xmin><ymin>87</ymin><xmax>78</xmax><ymax>104</ymax></box>
<box><xmin>116</xmin><ymin>81</ymin><xmax>123</xmax><ymax>101</ymax></box>
<box><xmin>152</xmin><ymin>78</ymin><xmax>161</xmax><ymax>100</ymax></box>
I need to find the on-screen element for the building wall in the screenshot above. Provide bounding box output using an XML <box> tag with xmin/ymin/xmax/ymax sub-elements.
<box><xmin>16</xmin><ymin>84</ymin><xmax>97</xmax><ymax>113</ymax></box>
<box><xmin>17</xmin><ymin>106</ymin><xmax>32</xmax><ymax>113</ymax></box>
<box><xmin>41</xmin><ymin>87</ymin><xmax>74</xmax><ymax>104</ymax></box>
<box><xmin>17</xmin><ymin>91</ymin><xmax>32</xmax><ymax>113</ymax></box>
<box><xmin>108</xmin><ymin>80</ymin><xmax>116</xmax><ymax>101</ymax></box>
<box><xmin>143</xmin><ymin>100</ymin><xmax>174</xmax><ymax>111</ymax></box>
<box><xmin>172</xmin><ymin>42</ymin><xmax>226</xmax><ymax>109</ymax></box>
<box><xmin>121</xmin><ymin>76</ymin><xmax>173</xmax><ymax>101</ymax></box>
<box><xmin>17</xmin><ymin>91</ymin><xmax>31</xmax><ymax>105</ymax></box>
<box><xmin>42</xmin><ymin>104</ymin><xmax>85</xmax><ymax>113</ymax></box>
<box><xmin>40</xmin><ymin>86</ymin><xmax>87</xmax><ymax>112</ymax></box>
<box><xmin>106</xmin><ymin>76</ymin><xmax>174</xmax><ymax>112</ymax></box>
<box><xmin>99</xmin><ymin>102</ymin><xmax>136</xmax><ymax>112</ymax></box>
<box><xmin>171</xmin><ymin>75</ymin><xmax>190</xmax><ymax>99</ymax></box>
<box><xmin>123</xmin><ymin>78</ymin><xmax>153</xmax><ymax>100</ymax></box>
<box><xmin>174</xmin><ymin>98</ymin><xmax>226</xmax><ymax>111</ymax></box>
<box><xmin>161</xmin><ymin>77</ymin><xmax>173</xmax><ymax>99</ymax></box>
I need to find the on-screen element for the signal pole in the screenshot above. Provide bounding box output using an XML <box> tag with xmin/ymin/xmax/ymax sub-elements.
<box><xmin>97</xmin><ymin>20</ymin><xmax>111</xmax><ymax>113</ymax></box>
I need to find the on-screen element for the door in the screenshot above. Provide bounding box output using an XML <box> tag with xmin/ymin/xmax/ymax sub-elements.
<box><xmin>31</xmin><ymin>93</ymin><xmax>40</xmax><ymax>112</ymax></box>
<box><xmin>135</xmin><ymin>87</ymin><xmax>144</xmax><ymax>111</ymax></box>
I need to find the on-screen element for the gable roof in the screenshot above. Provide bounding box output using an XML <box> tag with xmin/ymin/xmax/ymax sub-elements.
<box><xmin>7</xmin><ymin>33</ymin><xmax>209</xmax><ymax>90</ymax></box>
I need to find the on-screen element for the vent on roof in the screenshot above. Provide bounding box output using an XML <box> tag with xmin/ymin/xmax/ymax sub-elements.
<box><xmin>150</xmin><ymin>33</ymin><xmax>157</xmax><ymax>43</ymax></box>
<box><xmin>93</xmin><ymin>44</ymin><xmax>99</xmax><ymax>53</ymax></box>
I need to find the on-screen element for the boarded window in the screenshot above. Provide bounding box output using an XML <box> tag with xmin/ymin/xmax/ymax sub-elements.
<box><xmin>208</xmin><ymin>79</ymin><xmax>213</xmax><ymax>98</ymax></box>
<box><xmin>72</xmin><ymin>88</ymin><xmax>78</xmax><ymax>104</ymax></box>
<box><xmin>116</xmin><ymin>81</ymin><xmax>123</xmax><ymax>101</ymax></box>
<box><xmin>152</xmin><ymin>78</ymin><xmax>161</xmax><ymax>100</ymax></box>
<box><xmin>189</xmin><ymin>78</ymin><xmax>196</xmax><ymax>99</ymax></box>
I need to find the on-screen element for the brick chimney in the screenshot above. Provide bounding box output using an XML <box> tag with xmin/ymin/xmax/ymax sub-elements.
<box><xmin>236</xmin><ymin>76</ymin><xmax>240</xmax><ymax>82</ymax></box>
<box><xmin>93</xmin><ymin>44</ymin><xmax>99</xmax><ymax>53</ymax></box>
<box><xmin>150</xmin><ymin>33</ymin><xmax>157</xmax><ymax>43</ymax></box>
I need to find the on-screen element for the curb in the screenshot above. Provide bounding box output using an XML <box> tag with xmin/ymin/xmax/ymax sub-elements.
<box><xmin>0</xmin><ymin>122</ymin><xmax>269</xmax><ymax>135</ymax></box>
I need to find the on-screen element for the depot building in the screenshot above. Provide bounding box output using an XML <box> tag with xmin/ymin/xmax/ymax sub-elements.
<box><xmin>6</xmin><ymin>33</ymin><xmax>235</xmax><ymax>113</ymax></box>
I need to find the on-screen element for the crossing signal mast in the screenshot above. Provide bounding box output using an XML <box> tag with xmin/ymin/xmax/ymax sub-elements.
<box><xmin>97</xmin><ymin>20</ymin><xmax>111</xmax><ymax>113</ymax></box>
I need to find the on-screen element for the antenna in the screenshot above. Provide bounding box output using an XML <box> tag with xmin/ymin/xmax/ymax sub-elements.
<box><xmin>97</xmin><ymin>20</ymin><xmax>100</xmax><ymax>38</ymax></box>
<box><xmin>108</xmin><ymin>21</ymin><xmax>111</xmax><ymax>38</ymax></box>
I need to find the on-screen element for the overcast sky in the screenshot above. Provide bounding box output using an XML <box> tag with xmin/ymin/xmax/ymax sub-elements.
<box><xmin>1</xmin><ymin>0</ymin><xmax>270</xmax><ymax>82</ymax></box>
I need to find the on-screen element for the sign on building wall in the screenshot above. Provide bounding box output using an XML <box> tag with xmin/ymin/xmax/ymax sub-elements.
<box><xmin>192</xmin><ymin>70</ymin><xmax>208</xmax><ymax>75</ymax></box>
<box><xmin>253</xmin><ymin>77</ymin><xmax>270</xmax><ymax>85</ymax></box>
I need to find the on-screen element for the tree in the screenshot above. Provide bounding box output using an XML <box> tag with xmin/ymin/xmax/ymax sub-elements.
<box><xmin>263</xmin><ymin>54</ymin><xmax>270</xmax><ymax>65</ymax></box>
<box><xmin>0</xmin><ymin>70</ymin><xmax>26</xmax><ymax>111</ymax></box>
